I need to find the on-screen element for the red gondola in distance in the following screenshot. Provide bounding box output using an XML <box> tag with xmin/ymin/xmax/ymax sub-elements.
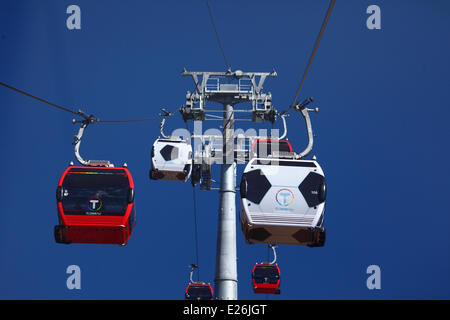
<box><xmin>54</xmin><ymin>165</ymin><xmax>136</xmax><ymax>245</ymax></box>
<box><xmin>185</xmin><ymin>283</ymin><xmax>213</xmax><ymax>300</ymax></box>
<box><xmin>252</xmin><ymin>263</ymin><xmax>281</xmax><ymax>294</ymax></box>
<box><xmin>251</xmin><ymin>139</ymin><xmax>293</xmax><ymax>157</ymax></box>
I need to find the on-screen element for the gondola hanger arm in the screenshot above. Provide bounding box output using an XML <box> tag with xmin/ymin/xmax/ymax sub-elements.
<box><xmin>269</xmin><ymin>244</ymin><xmax>277</xmax><ymax>265</ymax></box>
<box><xmin>294</xmin><ymin>97</ymin><xmax>319</xmax><ymax>159</ymax></box>
<box><xmin>189</xmin><ymin>264</ymin><xmax>201</xmax><ymax>284</ymax></box>
<box><xmin>159</xmin><ymin>108</ymin><xmax>173</xmax><ymax>139</ymax></box>
<box><xmin>278</xmin><ymin>113</ymin><xmax>288</xmax><ymax>140</ymax></box>
<box><xmin>72</xmin><ymin>113</ymin><xmax>112</xmax><ymax>167</ymax></box>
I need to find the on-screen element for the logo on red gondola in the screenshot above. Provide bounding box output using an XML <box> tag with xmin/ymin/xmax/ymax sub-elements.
<box><xmin>88</xmin><ymin>196</ymin><xmax>102</xmax><ymax>212</ymax></box>
<box><xmin>275</xmin><ymin>189</ymin><xmax>294</xmax><ymax>207</ymax></box>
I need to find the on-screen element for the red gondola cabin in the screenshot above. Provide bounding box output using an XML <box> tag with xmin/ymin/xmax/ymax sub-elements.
<box><xmin>252</xmin><ymin>263</ymin><xmax>281</xmax><ymax>294</ymax></box>
<box><xmin>54</xmin><ymin>166</ymin><xmax>136</xmax><ymax>245</ymax></box>
<box><xmin>185</xmin><ymin>283</ymin><xmax>213</xmax><ymax>300</ymax></box>
<box><xmin>251</xmin><ymin>139</ymin><xmax>293</xmax><ymax>158</ymax></box>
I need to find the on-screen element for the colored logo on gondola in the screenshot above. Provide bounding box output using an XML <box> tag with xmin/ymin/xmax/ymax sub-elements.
<box><xmin>275</xmin><ymin>189</ymin><xmax>294</xmax><ymax>207</ymax></box>
<box><xmin>88</xmin><ymin>196</ymin><xmax>102</xmax><ymax>212</ymax></box>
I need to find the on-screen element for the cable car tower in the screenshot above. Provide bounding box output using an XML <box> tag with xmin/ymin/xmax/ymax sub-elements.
<box><xmin>180</xmin><ymin>69</ymin><xmax>277</xmax><ymax>300</ymax></box>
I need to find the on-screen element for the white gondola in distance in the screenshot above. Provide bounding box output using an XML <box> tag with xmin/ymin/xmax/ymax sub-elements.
<box><xmin>150</xmin><ymin>138</ymin><xmax>193</xmax><ymax>182</ymax></box>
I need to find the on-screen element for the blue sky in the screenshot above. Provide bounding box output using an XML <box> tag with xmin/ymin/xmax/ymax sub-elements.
<box><xmin>0</xmin><ymin>0</ymin><xmax>449</xmax><ymax>299</ymax></box>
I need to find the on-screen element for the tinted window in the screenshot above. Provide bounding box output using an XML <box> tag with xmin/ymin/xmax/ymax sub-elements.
<box><xmin>253</xmin><ymin>266</ymin><xmax>279</xmax><ymax>284</ymax></box>
<box><xmin>186</xmin><ymin>285</ymin><xmax>212</xmax><ymax>300</ymax></box>
<box><xmin>160</xmin><ymin>145</ymin><xmax>179</xmax><ymax>161</ymax></box>
<box><xmin>61</xmin><ymin>170</ymin><xmax>130</xmax><ymax>216</ymax></box>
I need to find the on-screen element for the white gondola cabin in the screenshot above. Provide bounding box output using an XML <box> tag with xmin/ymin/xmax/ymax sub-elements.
<box><xmin>240</xmin><ymin>157</ymin><xmax>326</xmax><ymax>247</ymax></box>
<box><xmin>150</xmin><ymin>138</ymin><xmax>193</xmax><ymax>182</ymax></box>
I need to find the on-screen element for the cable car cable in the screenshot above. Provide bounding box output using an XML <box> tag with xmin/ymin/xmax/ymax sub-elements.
<box><xmin>0</xmin><ymin>81</ymin><xmax>158</xmax><ymax>123</ymax></box>
<box><xmin>185</xmin><ymin>121</ymin><xmax>201</xmax><ymax>282</ymax></box>
<box><xmin>282</xmin><ymin>0</ymin><xmax>335</xmax><ymax>115</ymax></box>
<box><xmin>191</xmin><ymin>185</ymin><xmax>200</xmax><ymax>282</ymax></box>
<box><xmin>0</xmin><ymin>81</ymin><xmax>80</xmax><ymax>116</ymax></box>
<box><xmin>96</xmin><ymin>118</ymin><xmax>157</xmax><ymax>123</ymax></box>
<box><xmin>205</xmin><ymin>0</ymin><xmax>230</xmax><ymax>70</ymax></box>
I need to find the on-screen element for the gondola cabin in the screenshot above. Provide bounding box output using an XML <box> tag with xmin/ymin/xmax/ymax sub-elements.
<box><xmin>240</xmin><ymin>157</ymin><xmax>326</xmax><ymax>247</ymax></box>
<box><xmin>250</xmin><ymin>139</ymin><xmax>293</xmax><ymax>158</ymax></box>
<box><xmin>185</xmin><ymin>283</ymin><xmax>213</xmax><ymax>300</ymax></box>
<box><xmin>150</xmin><ymin>138</ymin><xmax>192</xmax><ymax>182</ymax></box>
<box><xmin>252</xmin><ymin>264</ymin><xmax>281</xmax><ymax>294</ymax></box>
<box><xmin>54</xmin><ymin>165</ymin><xmax>136</xmax><ymax>245</ymax></box>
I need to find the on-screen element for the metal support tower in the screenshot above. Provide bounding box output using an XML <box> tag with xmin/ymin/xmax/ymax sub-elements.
<box><xmin>215</xmin><ymin>102</ymin><xmax>237</xmax><ymax>299</ymax></box>
<box><xmin>181</xmin><ymin>69</ymin><xmax>277</xmax><ymax>300</ymax></box>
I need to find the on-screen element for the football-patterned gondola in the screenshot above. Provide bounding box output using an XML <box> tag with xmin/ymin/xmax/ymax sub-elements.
<box><xmin>150</xmin><ymin>138</ymin><xmax>193</xmax><ymax>182</ymax></box>
<box><xmin>240</xmin><ymin>99</ymin><xmax>327</xmax><ymax>246</ymax></box>
<box><xmin>240</xmin><ymin>156</ymin><xmax>326</xmax><ymax>246</ymax></box>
